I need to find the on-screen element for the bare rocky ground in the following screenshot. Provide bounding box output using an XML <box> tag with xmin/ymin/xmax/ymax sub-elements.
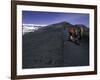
<box><xmin>22</xmin><ymin>22</ymin><xmax>89</xmax><ymax>69</ymax></box>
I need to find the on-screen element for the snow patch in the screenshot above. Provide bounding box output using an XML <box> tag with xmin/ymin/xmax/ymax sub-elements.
<box><xmin>22</xmin><ymin>24</ymin><xmax>46</xmax><ymax>35</ymax></box>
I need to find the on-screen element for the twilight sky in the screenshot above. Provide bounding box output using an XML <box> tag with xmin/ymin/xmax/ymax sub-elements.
<box><xmin>22</xmin><ymin>11</ymin><xmax>89</xmax><ymax>27</ymax></box>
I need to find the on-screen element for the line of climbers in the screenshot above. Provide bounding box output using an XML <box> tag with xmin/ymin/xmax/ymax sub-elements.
<box><xmin>68</xmin><ymin>27</ymin><xmax>84</xmax><ymax>45</ymax></box>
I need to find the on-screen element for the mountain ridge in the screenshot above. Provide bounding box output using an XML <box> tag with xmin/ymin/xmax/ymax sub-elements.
<box><xmin>22</xmin><ymin>21</ymin><xmax>89</xmax><ymax>35</ymax></box>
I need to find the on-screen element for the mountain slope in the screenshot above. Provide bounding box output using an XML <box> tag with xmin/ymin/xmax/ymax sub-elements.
<box><xmin>22</xmin><ymin>21</ymin><xmax>89</xmax><ymax>68</ymax></box>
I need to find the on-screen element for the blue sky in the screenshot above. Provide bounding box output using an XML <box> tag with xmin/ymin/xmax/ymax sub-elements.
<box><xmin>22</xmin><ymin>11</ymin><xmax>89</xmax><ymax>27</ymax></box>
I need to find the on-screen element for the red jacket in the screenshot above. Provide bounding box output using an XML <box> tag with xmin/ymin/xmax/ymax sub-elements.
<box><xmin>68</xmin><ymin>27</ymin><xmax>75</xmax><ymax>34</ymax></box>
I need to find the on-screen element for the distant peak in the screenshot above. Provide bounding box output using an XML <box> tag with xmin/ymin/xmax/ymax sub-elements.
<box><xmin>73</xmin><ymin>24</ymin><xmax>89</xmax><ymax>31</ymax></box>
<box><xmin>74</xmin><ymin>24</ymin><xmax>87</xmax><ymax>27</ymax></box>
<box><xmin>22</xmin><ymin>24</ymin><xmax>47</xmax><ymax>27</ymax></box>
<box><xmin>48</xmin><ymin>21</ymin><xmax>72</xmax><ymax>26</ymax></box>
<box><xmin>56</xmin><ymin>21</ymin><xmax>72</xmax><ymax>25</ymax></box>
